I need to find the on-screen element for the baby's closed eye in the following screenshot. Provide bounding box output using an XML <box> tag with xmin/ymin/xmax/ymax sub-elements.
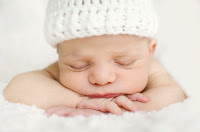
<box><xmin>65</xmin><ymin>62</ymin><xmax>90</xmax><ymax>71</ymax></box>
<box><xmin>115</xmin><ymin>59</ymin><xmax>135</xmax><ymax>65</ymax></box>
<box><xmin>114</xmin><ymin>58</ymin><xmax>138</xmax><ymax>68</ymax></box>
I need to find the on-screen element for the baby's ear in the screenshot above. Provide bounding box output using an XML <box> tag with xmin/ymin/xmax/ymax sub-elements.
<box><xmin>148</xmin><ymin>39</ymin><xmax>157</xmax><ymax>58</ymax></box>
<box><xmin>56</xmin><ymin>43</ymin><xmax>60</xmax><ymax>54</ymax></box>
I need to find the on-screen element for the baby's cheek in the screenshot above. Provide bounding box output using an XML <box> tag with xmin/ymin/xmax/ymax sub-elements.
<box><xmin>124</xmin><ymin>73</ymin><xmax>148</xmax><ymax>94</ymax></box>
<box><xmin>58</xmin><ymin>71</ymin><xmax>75</xmax><ymax>87</ymax></box>
<box><xmin>58</xmin><ymin>73</ymin><xmax>69</xmax><ymax>88</ymax></box>
<box><xmin>58</xmin><ymin>72</ymin><xmax>88</xmax><ymax>94</ymax></box>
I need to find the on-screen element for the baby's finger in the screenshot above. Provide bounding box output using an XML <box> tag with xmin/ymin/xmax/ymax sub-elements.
<box><xmin>113</xmin><ymin>95</ymin><xmax>138</xmax><ymax>112</ymax></box>
<box><xmin>100</xmin><ymin>99</ymin><xmax>122</xmax><ymax>115</ymax></box>
<box><xmin>45</xmin><ymin>106</ymin><xmax>68</xmax><ymax>115</ymax></box>
<box><xmin>45</xmin><ymin>107</ymin><xmax>74</xmax><ymax>117</ymax></box>
<box><xmin>79</xmin><ymin>98</ymin><xmax>122</xmax><ymax>115</ymax></box>
<box><xmin>77</xmin><ymin>98</ymin><xmax>102</xmax><ymax>110</ymax></box>
<box><xmin>126</xmin><ymin>93</ymin><xmax>148</xmax><ymax>103</ymax></box>
<box><xmin>66</xmin><ymin>109</ymin><xmax>104</xmax><ymax>117</ymax></box>
<box><xmin>78</xmin><ymin>98</ymin><xmax>122</xmax><ymax>115</ymax></box>
<box><xmin>50</xmin><ymin>107</ymin><xmax>76</xmax><ymax>117</ymax></box>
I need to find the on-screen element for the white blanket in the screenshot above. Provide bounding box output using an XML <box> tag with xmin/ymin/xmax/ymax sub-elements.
<box><xmin>0</xmin><ymin>82</ymin><xmax>199</xmax><ymax>132</ymax></box>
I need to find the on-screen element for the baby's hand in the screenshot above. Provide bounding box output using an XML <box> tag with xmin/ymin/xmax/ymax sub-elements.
<box><xmin>126</xmin><ymin>93</ymin><xmax>149</xmax><ymax>103</ymax></box>
<box><xmin>77</xmin><ymin>93</ymin><xmax>148</xmax><ymax>115</ymax></box>
<box><xmin>45</xmin><ymin>93</ymin><xmax>148</xmax><ymax>117</ymax></box>
<box><xmin>45</xmin><ymin>107</ymin><xmax>104</xmax><ymax>117</ymax></box>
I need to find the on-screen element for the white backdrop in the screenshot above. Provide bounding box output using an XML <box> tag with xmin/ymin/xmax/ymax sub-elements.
<box><xmin>0</xmin><ymin>0</ymin><xmax>200</xmax><ymax>98</ymax></box>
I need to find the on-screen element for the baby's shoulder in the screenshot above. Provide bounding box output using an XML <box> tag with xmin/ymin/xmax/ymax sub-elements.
<box><xmin>149</xmin><ymin>58</ymin><xmax>168</xmax><ymax>77</ymax></box>
<box><xmin>44</xmin><ymin>61</ymin><xmax>59</xmax><ymax>81</ymax></box>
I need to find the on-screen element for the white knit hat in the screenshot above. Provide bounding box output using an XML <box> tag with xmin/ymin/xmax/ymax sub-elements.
<box><xmin>44</xmin><ymin>0</ymin><xmax>159</xmax><ymax>48</ymax></box>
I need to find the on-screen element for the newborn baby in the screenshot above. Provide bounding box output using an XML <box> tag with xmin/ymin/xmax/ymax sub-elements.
<box><xmin>3</xmin><ymin>0</ymin><xmax>186</xmax><ymax>117</ymax></box>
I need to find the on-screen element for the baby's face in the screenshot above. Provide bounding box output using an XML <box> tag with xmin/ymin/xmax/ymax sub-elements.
<box><xmin>57</xmin><ymin>35</ymin><xmax>156</xmax><ymax>98</ymax></box>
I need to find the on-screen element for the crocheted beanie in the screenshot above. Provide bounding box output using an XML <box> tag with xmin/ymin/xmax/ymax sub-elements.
<box><xmin>44</xmin><ymin>0</ymin><xmax>159</xmax><ymax>48</ymax></box>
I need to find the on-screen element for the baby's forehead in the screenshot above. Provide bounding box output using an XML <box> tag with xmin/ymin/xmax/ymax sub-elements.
<box><xmin>57</xmin><ymin>35</ymin><xmax>150</xmax><ymax>56</ymax></box>
<box><xmin>58</xmin><ymin>35</ymin><xmax>148</xmax><ymax>47</ymax></box>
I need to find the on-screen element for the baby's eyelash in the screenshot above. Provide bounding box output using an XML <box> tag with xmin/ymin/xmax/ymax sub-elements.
<box><xmin>115</xmin><ymin>60</ymin><xmax>136</xmax><ymax>68</ymax></box>
<box><xmin>117</xmin><ymin>61</ymin><xmax>135</xmax><ymax>65</ymax></box>
<box><xmin>68</xmin><ymin>65</ymin><xmax>90</xmax><ymax>71</ymax></box>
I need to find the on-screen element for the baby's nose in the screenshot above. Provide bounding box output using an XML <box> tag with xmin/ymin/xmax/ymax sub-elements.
<box><xmin>88</xmin><ymin>66</ymin><xmax>116</xmax><ymax>86</ymax></box>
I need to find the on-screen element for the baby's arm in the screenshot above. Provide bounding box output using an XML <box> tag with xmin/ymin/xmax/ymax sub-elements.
<box><xmin>132</xmin><ymin>58</ymin><xmax>187</xmax><ymax>111</ymax></box>
<box><xmin>3</xmin><ymin>70</ymin><xmax>81</xmax><ymax>109</ymax></box>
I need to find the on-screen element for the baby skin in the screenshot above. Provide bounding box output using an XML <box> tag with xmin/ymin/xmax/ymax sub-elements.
<box><xmin>3</xmin><ymin>35</ymin><xmax>186</xmax><ymax>117</ymax></box>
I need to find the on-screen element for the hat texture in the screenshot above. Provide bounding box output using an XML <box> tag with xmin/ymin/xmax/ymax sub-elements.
<box><xmin>44</xmin><ymin>0</ymin><xmax>159</xmax><ymax>47</ymax></box>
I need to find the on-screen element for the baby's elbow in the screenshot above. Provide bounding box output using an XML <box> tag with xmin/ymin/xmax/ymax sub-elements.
<box><xmin>179</xmin><ymin>89</ymin><xmax>187</xmax><ymax>102</ymax></box>
<box><xmin>3</xmin><ymin>73</ymin><xmax>29</xmax><ymax>103</ymax></box>
<box><xmin>173</xmin><ymin>85</ymin><xmax>187</xmax><ymax>103</ymax></box>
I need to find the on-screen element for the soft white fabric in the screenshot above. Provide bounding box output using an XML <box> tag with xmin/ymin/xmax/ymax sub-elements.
<box><xmin>0</xmin><ymin>82</ymin><xmax>200</xmax><ymax>132</ymax></box>
<box><xmin>44</xmin><ymin>0</ymin><xmax>158</xmax><ymax>47</ymax></box>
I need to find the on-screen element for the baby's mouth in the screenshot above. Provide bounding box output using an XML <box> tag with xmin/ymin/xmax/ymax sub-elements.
<box><xmin>87</xmin><ymin>93</ymin><xmax>123</xmax><ymax>98</ymax></box>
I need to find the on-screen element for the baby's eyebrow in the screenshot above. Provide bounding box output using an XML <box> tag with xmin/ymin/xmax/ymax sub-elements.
<box><xmin>69</xmin><ymin>51</ymin><xmax>83</xmax><ymax>57</ymax></box>
<box><xmin>62</xmin><ymin>51</ymin><xmax>89</xmax><ymax>59</ymax></box>
<box><xmin>113</xmin><ymin>49</ymin><xmax>140</xmax><ymax>56</ymax></box>
<box><xmin>114</xmin><ymin>50</ymin><xmax>132</xmax><ymax>55</ymax></box>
